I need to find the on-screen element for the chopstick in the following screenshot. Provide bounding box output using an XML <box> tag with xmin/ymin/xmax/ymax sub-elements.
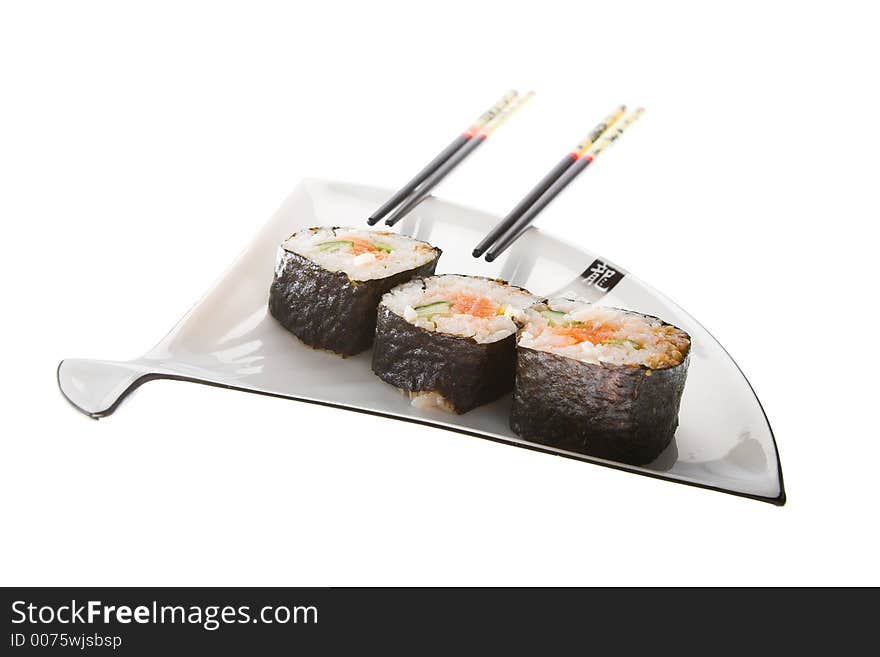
<box><xmin>471</xmin><ymin>105</ymin><xmax>627</xmax><ymax>257</ymax></box>
<box><xmin>484</xmin><ymin>107</ymin><xmax>645</xmax><ymax>262</ymax></box>
<box><xmin>366</xmin><ymin>91</ymin><xmax>519</xmax><ymax>226</ymax></box>
<box><xmin>383</xmin><ymin>92</ymin><xmax>536</xmax><ymax>228</ymax></box>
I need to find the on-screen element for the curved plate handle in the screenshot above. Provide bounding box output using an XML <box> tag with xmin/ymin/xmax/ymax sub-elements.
<box><xmin>57</xmin><ymin>359</ymin><xmax>161</xmax><ymax>418</ymax></box>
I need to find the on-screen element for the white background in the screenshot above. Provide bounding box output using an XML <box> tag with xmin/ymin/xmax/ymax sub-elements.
<box><xmin>1</xmin><ymin>1</ymin><xmax>878</xmax><ymax>586</ymax></box>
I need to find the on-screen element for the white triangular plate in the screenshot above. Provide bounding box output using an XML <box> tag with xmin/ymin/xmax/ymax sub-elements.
<box><xmin>58</xmin><ymin>179</ymin><xmax>784</xmax><ymax>504</ymax></box>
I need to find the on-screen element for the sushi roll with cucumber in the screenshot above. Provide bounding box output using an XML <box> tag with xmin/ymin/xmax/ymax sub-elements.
<box><xmin>372</xmin><ymin>275</ymin><xmax>537</xmax><ymax>413</ymax></box>
<box><xmin>269</xmin><ymin>227</ymin><xmax>441</xmax><ymax>356</ymax></box>
<box><xmin>511</xmin><ymin>299</ymin><xmax>691</xmax><ymax>465</ymax></box>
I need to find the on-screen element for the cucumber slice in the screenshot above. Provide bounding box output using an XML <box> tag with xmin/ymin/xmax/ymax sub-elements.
<box><xmin>540</xmin><ymin>309</ymin><xmax>571</xmax><ymax>326</ymax></box>
<box><xmin>372</xmin><ymin>241</ymin><xmax>394</xmax><ymax>253</ymax></box>
<box><xmin>318</xmin><ymin>240</ymin><xmax>354</xmax><ymax>252</ymax></box>
<box><xmin>414</xmin><ymin>301</ymin><xmax>452</xmax><ymax>318</ymax></box>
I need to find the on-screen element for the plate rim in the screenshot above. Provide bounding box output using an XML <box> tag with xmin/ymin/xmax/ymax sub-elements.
<box><xmin>55</xmin><ymin>362</ymin><xmax>785</xmax><ymax>506</ymax></box>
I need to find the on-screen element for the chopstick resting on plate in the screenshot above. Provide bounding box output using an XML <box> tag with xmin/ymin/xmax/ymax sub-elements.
<box><xmin>483</xmin><ymin>107</ymin><xmax>645</xmax><ymax>262</ymax></box>
<box><xmin>383</xmin><ymin>91</ymin><xmax>536</xmax><ymax>228</ymax></box>
<box><xmin>472</xmin><ymin>104</ymin><xmax>627</xmax><ymax>258</ymax></box>
<box><xmin>366</xmin><ymin>90</ymin><xmax>519</xmax><ymax>225</ymax></box>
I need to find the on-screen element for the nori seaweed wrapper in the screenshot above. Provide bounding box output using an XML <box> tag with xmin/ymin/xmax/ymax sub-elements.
<box><xmin>268</xmin><ymin>232</ymin><xmax>440</xmax><ymax>356</ymax></box>
<box><xmin>371</xmin><ymin>306</ymin><xmax>517</xmax><ymax>414</ymax></box>
<box><xmin>510</xmin><ymin>319</ymin><xmax>690</xmax><ymax>466</ymax></box>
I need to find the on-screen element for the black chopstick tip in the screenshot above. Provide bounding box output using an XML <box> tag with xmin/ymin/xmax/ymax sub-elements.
<box><xmin>484</xmin><ymin>252</ymin><xmax>498</xmax><ymax>263</ymax></box>
<box><xmin>366</xmin><ymin>216</ymin><xmax>381</xmax><ymax>226</ymax></box>
<box><xmin>471</xmin><ymin>247</ymin><xmax>485</xmax><ymax>258</ymax></box>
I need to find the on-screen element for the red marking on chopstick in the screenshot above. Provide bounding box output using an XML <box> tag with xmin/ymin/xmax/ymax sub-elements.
<box><xmin>568</xmin><ymin>152</ymin><xmax>580</xmax><ymax>160</ymax></box>
<box><xmin>583</xmin><ymin>154</ymin><xmax>595</xmax><ymax>163</ymax></box>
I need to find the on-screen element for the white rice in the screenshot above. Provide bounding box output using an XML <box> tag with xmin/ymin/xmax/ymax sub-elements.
<box><xmin>280</xmin><ymin>227</ymin><xmax>438</xmax><ymax>281</ymax></box>
<box><xmin>517</xmin><ymin>298</ymin><xmax>690</xmax><ymax>369</ymax></box>
<box><xmin>408</xmin><ymin>390</ymin><xmax>456</xmax><ymax>413</ymax></box>
<box><xmin>382</xmin><ymin>274</ymin><xmax>537</xmax><ymax>344</ymax></box>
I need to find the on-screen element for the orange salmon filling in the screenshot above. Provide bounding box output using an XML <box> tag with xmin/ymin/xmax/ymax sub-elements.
<box><xmin>341</xmin><ymin>236</ymin><xmax>388</xmax><ymax>257</ymax></box>
<box><xmin>554</xmin><ymin>324</ymin><xmax>618</xmax><ymax>346</ymax></box>
<box><xmin>451</xmin><ymin>294</ymin><xmax>500</xmax><ymax>318</ymax></box>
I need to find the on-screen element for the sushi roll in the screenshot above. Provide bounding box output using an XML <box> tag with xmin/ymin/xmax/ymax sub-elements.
<box><xmin>372</xmin><ymin>275</ymin><xmax>537</xmax><ymax>413</ymax></box>
<box><xmin>269</xmin><ymin>227</ymin><xmax>441</xmax><ymax>356</ymax></box>
<box><xmin>511</xmin><ymin>299</ymin><xmax>691</xmax><ymax>465</ymax></box>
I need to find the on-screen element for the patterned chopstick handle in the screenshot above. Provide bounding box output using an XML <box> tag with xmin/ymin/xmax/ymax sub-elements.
<box><xmin>466</xmin><ymin>90</ymin><xmax>519</xmax><ymax>136</ymax></box>
<box><xmin>584</xmin><ymin>107</ymin><xmax>645</xmax><ymax>160</ymax></box>
<box><xmin>574</xmin><ymin>104</ymin><xmax>627</xmax><ymax>156</ymax></box>
<box><xmin>479</xmin><ymin>91</ymin><xmax>536</xmax><ymax>136</ymax></box>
